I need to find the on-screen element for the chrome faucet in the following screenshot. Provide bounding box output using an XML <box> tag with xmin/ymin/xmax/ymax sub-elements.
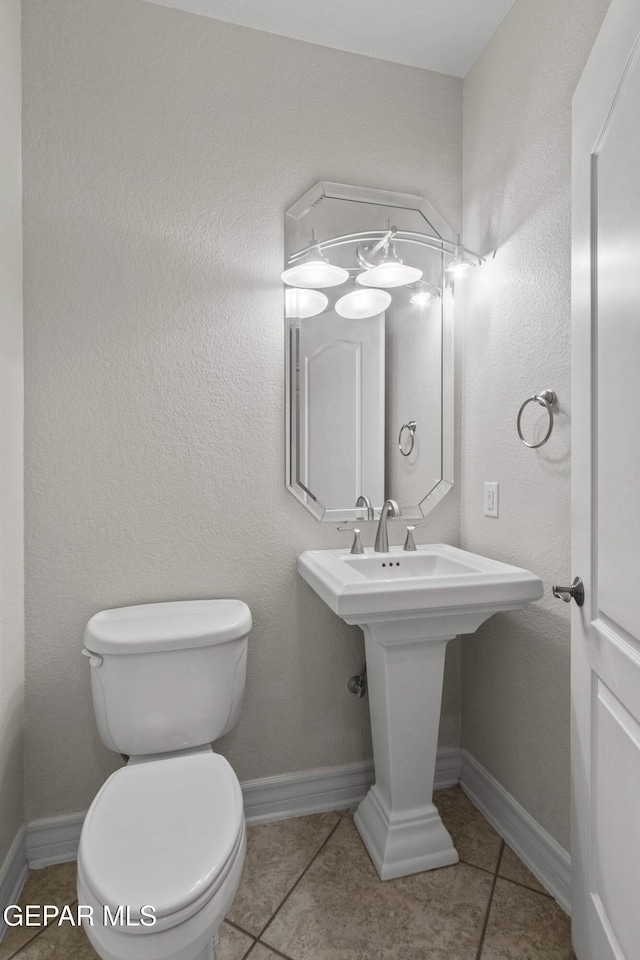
<box><xmin>355</xmin><ymin>495</ymin><xmax>374</xmax><ymax>521</ymax></box>
<box><xmin>374</xmin><ymin>499</ymin><xmax>400</xmax><ymax>553</ymax></box>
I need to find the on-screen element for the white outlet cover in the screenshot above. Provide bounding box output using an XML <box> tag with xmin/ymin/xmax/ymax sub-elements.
<box><xmin>484</xmin><ymin>482</ymin><xmax>499</xmax><ymax>518</ymax></box>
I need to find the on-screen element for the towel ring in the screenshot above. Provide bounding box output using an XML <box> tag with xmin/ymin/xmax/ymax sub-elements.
<box><xmin>517</xmin><ymin>390</ymin><xmax>556</xmax><ymax>448</ymax></box>
<box><xmin>398</xmin><ymin>420</ymin><xmax>417</xmax><ymax>457</ymax></box>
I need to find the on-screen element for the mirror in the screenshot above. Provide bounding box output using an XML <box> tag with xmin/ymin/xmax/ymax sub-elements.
<box><xmin>285</xmin><ymin>182</ymin><xmax>455</xmax><ymax>522</ymax></box>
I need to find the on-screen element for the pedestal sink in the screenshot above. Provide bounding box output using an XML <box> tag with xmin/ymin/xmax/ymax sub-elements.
<box><xmin>297</xmin><ymin>543</ymin><xmax>543</xmax><ymax>880</ymax></box>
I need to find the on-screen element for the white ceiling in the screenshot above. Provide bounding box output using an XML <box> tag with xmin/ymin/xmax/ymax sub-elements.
<box><xmin>140</xmin><ymin>0</ymin><xmax>517</xmax><ymax>77</ymax></box>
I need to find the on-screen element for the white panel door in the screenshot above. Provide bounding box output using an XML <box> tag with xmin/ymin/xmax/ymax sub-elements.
<box><xmin>298</xmin><ymin>311</ymin><xmax>385</xmax><ymax>509</ymax></box>
<box><xmin>572</xmin><ymin>3</ymin><xmax>640</xmax><ymax>958</ymax></box>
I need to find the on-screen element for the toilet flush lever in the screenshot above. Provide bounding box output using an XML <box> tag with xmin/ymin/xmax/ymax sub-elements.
<box><xmin>82</xmin><ymin>648</ymin><xmax>103</xmax><ymax>668</ymax></box>
<box><xmin>552</xmin><ymin>577</ymin><xmax>584</xmax><ymax>607</ymax></box>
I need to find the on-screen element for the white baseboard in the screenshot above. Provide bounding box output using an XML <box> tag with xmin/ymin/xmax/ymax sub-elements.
<box><xmin>27</xmin><ymin>812</ymin><xmax>87</xmax><ymax>870</ymax></box>
<box><xmin>241</xmin><ymin>759</ymin><xmax>376</xmax><ymax>826</ymax></box>
<box><xmin>433</xmin><ymin>746</ymin><xmax>461</xmax><ymax>789</ymax></box>
<box><xmin>242</xmin><ymin>747</ymin><xmax>460</xmax><ymax>826</ymax></box>
<box><xmin>10</xmin><ymin>748</ymin><xmax>570</xmax><ymax>918</ymax></box>
<box><xmin>24</xmin><ymin>747</ymin><xmax>461</xmax><ymax>867</ymax></box>
<box><xmin>12</xmin><ymin>748</ymin><xmax>571</xmax><ymax>917</ymax></box>
<box><xmin>460</xmin><ymin>748</ymin><xmax>571</xmax><ymax>913</ymax></box>
<box><xmin>0</xmin><ymin>827</ymin><xmax>29</xmax><ymax>942</ymax></box>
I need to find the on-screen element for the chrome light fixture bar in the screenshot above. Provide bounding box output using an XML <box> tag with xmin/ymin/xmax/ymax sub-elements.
<box><xmin>287</xmin><ymin>229</ymin><xmax>484</xmax><ymax>271</ymax></box>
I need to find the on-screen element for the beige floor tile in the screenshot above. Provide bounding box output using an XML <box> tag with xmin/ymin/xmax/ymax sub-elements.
<box><xmin>261</xmin><ymin>816</ymin><xmax>493</xmax><ymax>960</ymax></box>
<box><xmin>7</xmin><ymin>921</ymin><xmax>99</xmax><ymax>959</ymax></box>
<box><xmin>217</xmin><ymin>921</ymin><xmax>255</xmax><ymax>960</ymax></box>
<box><xmin>481</xmin><ymin>878</ymin><xmax>575</xmax><ymax>960</ymax></box>
<box><xmin>250</xmin><ymin>947</ymin><xmax>284</xmax><ymax>960</ymax></box>
<box><xmin>433</xmin><ymin>787</ymin><xmax>503</xmax><ymax>873</ymax></box>
<box><xmin>0</xmin><ymin>862</ymin><xmax>79</xmax><ymax>959</ymax></box>
<box><xmin>498</xmin><ymin>846</ymin><xmax>548</xmax><ymax>895</ymax></box>
<box><xmin>227</xmin><ymin>812</ymin><xmax>341</xmax><ymax>936</ymax></box>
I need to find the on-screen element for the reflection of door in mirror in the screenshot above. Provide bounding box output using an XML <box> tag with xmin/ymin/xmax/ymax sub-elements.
<box><xmin>297</xmin><ymin>311</ymin><xmax>385</xmax><ymax>510</ymax></box>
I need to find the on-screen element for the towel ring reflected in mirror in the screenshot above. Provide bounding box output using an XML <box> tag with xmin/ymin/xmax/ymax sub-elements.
<box><xmin>398</xmin><ymin>420</ymin><xmax>417</xmax><ymax>457</ymax></box>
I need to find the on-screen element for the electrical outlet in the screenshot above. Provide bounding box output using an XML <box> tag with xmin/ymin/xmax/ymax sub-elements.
<box><xmin>484</xmin><ymin>482</ymin><xmax>499</xmax><ymax>518</ymax></box>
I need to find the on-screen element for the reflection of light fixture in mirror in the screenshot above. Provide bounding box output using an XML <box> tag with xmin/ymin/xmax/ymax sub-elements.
<box><xmin>282</xmin><ymin>230</ymin><xmax>349</xmax><ymax>288</ymax></box>
<box><xmin>409</xmin><ymin>280</ymin><xmax>440</xmax><ymax>306</ymax></box>
<box><xmin>335</xmin><ymin>289</ymin><xmax>391</xmax><ymax>319</ymax></box>
<box><xmin>285</xmin><ymin>288</ymin><xmax>328</xmax><ymax>319</ymax></box>
<box><xmin>357</xmin><ymin>242</ymin><xmax>423</xmax><ymax>288</ymax></box>
<box><xmin>445</xmin><ymin>237</ymin><xmax>476</xmax><ymax>277</ymax></box>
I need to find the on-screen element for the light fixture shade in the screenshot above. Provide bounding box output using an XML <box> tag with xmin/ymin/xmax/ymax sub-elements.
<box><xmin>445</xmin><ymin>248</ymin><xmax>475</xmax><ymax>276</ymax></box>
<box><xmin>357</xmin><ymin>262</ymin><xmax>423</xmax><ymax>288</ymax></box>
<box><xmin>285</xmin><ymin>288</ymin><xmax>328</xmax><ymax>319</ymax></box>
<box><xmin>335</xmin><ymin>289</ymin><xmax>391</xmax><ymax>320</ymax></box>
<box><xmin>409</xmin><ymin>280</ymin><xmax>440</xmax><ymax>306</ymax></box>
<box><xmin>281</xmin><ymin>259</ymin><xmax>349</xmax><ymax>289</ymax></box>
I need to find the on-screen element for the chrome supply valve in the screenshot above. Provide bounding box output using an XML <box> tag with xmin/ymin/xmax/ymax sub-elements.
<box><xmin>337</xmin><ymin>526</ymin><xmax>364</xmax><ymax>555</ymax></box>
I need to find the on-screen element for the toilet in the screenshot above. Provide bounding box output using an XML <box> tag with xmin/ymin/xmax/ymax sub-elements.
<box><xmin>77</xmin><ymin>599</ymin><xmax>251</xmax><ymax>960</ymax></box>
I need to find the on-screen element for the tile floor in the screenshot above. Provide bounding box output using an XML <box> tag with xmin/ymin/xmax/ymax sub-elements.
<box><xmin>0</xmin><ymin>787</ymin><xmax>575</xmax><ymax>960</ymax></box>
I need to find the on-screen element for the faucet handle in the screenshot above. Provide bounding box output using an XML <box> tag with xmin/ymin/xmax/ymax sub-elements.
<box><xmin>403</xmin><ymin>522</ymin><xmax>428</xmax><ymax>552</ymax></box>
<box><xmin>338</xmin><ymin>527</ymin><xmax>364</xmax><ymax>555</ymax></box>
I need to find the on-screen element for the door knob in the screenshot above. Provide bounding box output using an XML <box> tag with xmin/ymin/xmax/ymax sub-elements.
<box><xmin>552</xmin><ymin>577</ymin><xmax>584</xmax><ymax>607</ymax></box>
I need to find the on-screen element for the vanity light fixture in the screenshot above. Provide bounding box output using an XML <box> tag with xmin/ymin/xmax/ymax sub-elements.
<box><xmin>335</xmin><ymin>288</ymin><xmax>391</xmax><ymax>320</ymax></box>
<box><xmin>356</xmin><ymin>242</ymin><xmax>423</xmax><ymax>289</ymax></box>
<box><xmin>287</xmin><ymin>231</ymin><xmax>483</xmax><ymax>292</ymax></box>
<box><xmin>284</xmin><ymin>220</ymin><xmax>483</xmax><ymax>324</ymax></box>
<box><xmin>281</xmin><ymin>230</ymin><xmax>349</xmax><ymax>288</ymax></box>
<box><xmin>409</xmin><ymin>280</ymin><xmax>440</xmax><ymax>306</ymax></box>
<box><xmin>444</xmin><ymin>236</ymin><xmax>476</xmax><ymax>276</ymax></box>
<box><xmin>285</xmin><ymin>288</ymin><xmax>329</xmax><ymax>319</ymax></box>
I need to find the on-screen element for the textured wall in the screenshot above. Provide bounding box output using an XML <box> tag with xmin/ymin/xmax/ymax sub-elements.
<box><xmin>0</xmin><ymin>0</ymin><xmax>24</xmax><ymax>863</ymax></box>
<box><xmin>461</xmin><ymin>0</ymin><xmax>611</xmax><ymax>848</ymax></box>
<box><xmin>22</xmin><ymin>0</ymin><xmax>462</xmax><ymax>821</ymax></box>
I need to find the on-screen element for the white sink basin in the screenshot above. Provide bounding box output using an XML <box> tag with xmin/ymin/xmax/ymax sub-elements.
<box><xmin>298</xmin><ymin>543</ymin><xmax>543</xmax><ymax>626</ymax></box>
<box><xmin>297</xmin><ymin>542</ymin><xmax>543</xmax><ymax>882</ymax></box>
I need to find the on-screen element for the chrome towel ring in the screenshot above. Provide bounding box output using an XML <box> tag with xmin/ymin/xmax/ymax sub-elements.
<box><xmin>517</xmin><ymin>389</ymin><xmax>556</xmax><ymax>448</ymax></box>
<box><xmin>398</xmin><ymin>420</ymin><xmax>417</xmax><ymax>456</ymax></box>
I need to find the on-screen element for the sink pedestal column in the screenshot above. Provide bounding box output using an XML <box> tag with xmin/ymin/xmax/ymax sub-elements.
<box><xmin>354</xmin><ymin>617</ymin><xmax>458</xmax><ymax>880</ymax></box>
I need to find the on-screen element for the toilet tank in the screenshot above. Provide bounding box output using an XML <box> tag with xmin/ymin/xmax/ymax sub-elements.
<box><xmin>83</xmin><ymin>600</ymin><xmax>251</xmax><ymax>757</ymax></box>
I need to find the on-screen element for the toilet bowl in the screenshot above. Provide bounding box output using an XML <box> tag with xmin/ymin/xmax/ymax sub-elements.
<box><xmin>77</xmin><ymin>600</ymin><xmax>251</xmax><ymax>960</ymax></box>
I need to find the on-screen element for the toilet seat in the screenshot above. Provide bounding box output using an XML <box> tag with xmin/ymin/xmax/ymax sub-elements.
<box><xmin>78</xmin><ymin>751</ymin><xmax>244</xmax><ymax>933</ymax></box>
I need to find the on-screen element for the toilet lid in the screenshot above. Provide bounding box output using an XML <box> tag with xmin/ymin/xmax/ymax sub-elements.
<box><xmin>79</xmin><ymin>752</ymin><xmax>244</xmax><ymax>923</ymax></box>
<box><xmin>84</xmin><ymin>599</ymin><xmax>252</xmax><ymax>655</ymax></box>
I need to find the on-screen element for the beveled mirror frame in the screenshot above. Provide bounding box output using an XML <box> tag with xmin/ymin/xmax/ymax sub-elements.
<box><xmin>285</xmin><ymin>182</ymin><xmax>455</xmax><ymax>522</ymax></box>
